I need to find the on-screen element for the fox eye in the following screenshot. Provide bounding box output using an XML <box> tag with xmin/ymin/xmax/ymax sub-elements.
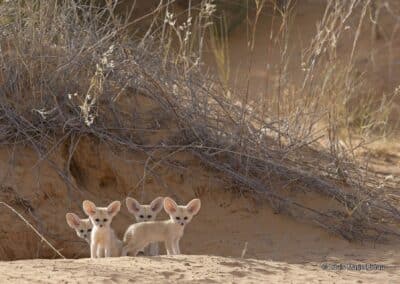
<box><xmin>80</xmin><ymin>229</ymin><xmax>84</xmax><ymax>233</ymax></box>
<box><xmin>95</xmin><ymin>218</ymin><xmax>100</xmax><ymax>222</ymax></box>
<box><xmin>184</xmin><ymin>216</ymin><xmax>188</xmax><ymax>220</ymax></box>
<box><xmin>88</xmin><ymin>229</ymin><xmax>91</xmax><ymax>232</ymax></box>
<box><xmin>176</xmin><ymin>217</ymin><xmax>180</xmax><ymax>220</ymax></box>
<box><xmin>147</xmin><ymin>215</ymin><xmax>152</xmax><ymax>218</ymax></box>
<box><xmin>103</xmin><ymin>218</ymin><xmax>108</xmax><ymax>222</ymax></box>
<box><xmin>139</xmin><ymin>215</ymin><xmax>144</xmax><ymax>218</ymax></box>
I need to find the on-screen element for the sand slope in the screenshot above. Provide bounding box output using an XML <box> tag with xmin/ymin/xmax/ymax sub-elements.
<box><xmin>1</xmin><ymin>255</ymin><xmax>398</xmax><ymax>284</ymax></box>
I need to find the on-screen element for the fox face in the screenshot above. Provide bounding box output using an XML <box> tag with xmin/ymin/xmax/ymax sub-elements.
<box><xmin>82</xmin><ymin>200</ymin><xmax>121</xmax><ymax>229</ymax></box>
<box><xmin>164</xmin><ymin>197</ymin><xmax>201</xmax><ymax>227</ymax></box>
<box><xmin>126</xmin><ymin>197</ymin><xmax>164</xmax><ymax>222</ymax></box>
<box><xmin>66</xmin><ymin>213</ymin><xmax>93</xmax><ymax>243</ymax></box>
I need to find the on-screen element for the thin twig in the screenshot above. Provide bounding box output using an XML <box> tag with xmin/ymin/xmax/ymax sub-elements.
<box><xmin>0</xmin><ymin>202</ymin><xmax>66</xmax><ymax>259</ymax></box>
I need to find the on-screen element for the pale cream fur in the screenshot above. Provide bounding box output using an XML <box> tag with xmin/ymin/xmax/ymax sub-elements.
<box><xmin>122</xmin><ymin>197</ymin><xmax>201</xmax><ymax>256</ymax></box>
<box><xmin>65</xmin><ymin>212</ymin><xmax>93</xmax><ymax>244</ymax></box>
<box><xmin>82</xmin><ymin>200</ymin><xmax>123</xmax><ymax>258</ymax></box>
<box><xmin>125</xmin><ymin>196</ymin><xmax>164</xmax><ymax>256</ymax></box>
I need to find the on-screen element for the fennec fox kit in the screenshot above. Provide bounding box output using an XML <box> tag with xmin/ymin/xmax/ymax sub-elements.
<box><xmin>83</xmin><ymin>200</ymin><xmax>123</xmax><ymax>258</ymax></box>
<box><xmin>65</xmin><ymin>212</ymin><xmax>93</xmax><ymax>244</ymax></box>
<box><xmin>125</xmin><ymin>196</ymin><xmax>164</xmax><ymax>256</ymax></box>
<box><xmin>123</xmin><ymin>197</ymin><xmax>201</xmax><ymax>256</ymax></box>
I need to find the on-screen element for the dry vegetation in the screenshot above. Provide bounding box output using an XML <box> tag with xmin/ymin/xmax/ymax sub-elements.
<box><xmin>0</xmin><ymin>0</ymin><xmax>399</xmax><ymax>259</ymax></box>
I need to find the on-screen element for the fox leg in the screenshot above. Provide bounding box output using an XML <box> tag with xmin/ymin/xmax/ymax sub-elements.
<box><xmin>165</xmin><ymin>239</ymin><xmax>175</xmax><ymax>255</ymax></box>
<box><xmin>90</xmin><ymin>242</ymin><xmax>97</xmax><ymax>258</ymax></box>
<box><xmin>121</xmin><ymin>245</ymin><xmax>129</xmax><ymax>257</ymax></box>
<box><xmin>174</xmin><ymin>238</ymin><xmax>181</xmax><ymax>255</ymax></box>
<box><xmin>105</xmin><ymin>245</ymin><xmax>112</xmax><ymax>257</ymax></box>
<box><xmin>97</xmin><ymin>245</ymin><xmax>104</xmax><ymax>258</ymax></box>
<box><xmin>130</xmin><ymin>242</ymin><xmax>146</xmax><ymax>256</ymax></box>
<box><xmin>148</xmin><ymin>242</ymin><xmax>159</xmax><ymax>256</ymax></box>
<box><xmin>123</xmin><ymin>242</ymin><xmax>145</xmax><ymax>256</ymax></box>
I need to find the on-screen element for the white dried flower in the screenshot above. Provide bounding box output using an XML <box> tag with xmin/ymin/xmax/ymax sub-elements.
<box><xmin>103</xmin><ymin>45</ymin><xmax>115</xmax><ymax>57</ymax></box>
<box><xmin>67</xmin><ymin>92</ymin><xmax>78</xmax><ymax>100</ymax></box>
<box><xmin>101</xmin><ymin>57</ymin><xmax>108</xmax><ymax>65</ymax></box>
<box><xmin>184</xmin><ymin>31</ymin><xmax>192</xmax><ymax>43</ymax></box>
<box><xmin>172</xmin><ymin>84</ymin><xmax>178</xmax><ymax>96</ymax></box>
<box><xmin>165</xmin><ymin>11</ymin><xmax>176</xmax><ymax>26</ymax></box>
<box><xmin>107</xmin><ymin>60</ymin><xmax>115</xmax><ymax>69</ymax></box>
<box><xmin>202</xmin><ymin>1</ymin><xmax>216</xmax><ymax>17</ymax></box>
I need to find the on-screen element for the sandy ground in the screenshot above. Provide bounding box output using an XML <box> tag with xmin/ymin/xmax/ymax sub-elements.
<box><xmin>0</xmin><ymin>255</ymin><xmax>398</xmax><ymax>284</ymax></box>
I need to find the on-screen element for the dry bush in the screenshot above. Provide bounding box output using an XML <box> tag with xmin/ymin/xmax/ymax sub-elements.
<box><xmin>0</xmin><ymin>0</ymin><xmax>399</xmax><ymax>247</ymax></box>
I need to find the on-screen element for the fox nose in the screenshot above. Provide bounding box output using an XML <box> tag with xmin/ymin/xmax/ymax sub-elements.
<box><xmin>99</xmin><ymin>224</ymin><xmax>103</xmax><ymax>228</ymax></box>
<box><xmin>83</xmin><ymin>234</ymin><xmax>87</xmax><ymax>238</ymax></box>
<box><xmin>181</xmin><ymin>222</ymin><xmax>184</xmax><ymax>226</ymax></box>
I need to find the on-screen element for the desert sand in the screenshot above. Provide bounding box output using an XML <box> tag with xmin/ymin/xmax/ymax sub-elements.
<box><xmin>0</xmin><ymin>255</ymin><xmax>398</xmax><ymax>283</ymax></box>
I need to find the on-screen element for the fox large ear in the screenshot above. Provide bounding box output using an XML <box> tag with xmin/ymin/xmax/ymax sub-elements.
<box><xmin>82</xmin><ymin>200</ymin><xmax>97</xmax><ymax>216</ymax></box>
<box><xmin>107</xmin><ymin>200</ymin><xmax>121</xmax><ymax>216</ymax></box>
<box><xmin>186</xmin><ymin>199</ymin><xmax>201</xmax><ymax>216</ymax></box>
<box><xmin>126</xmin><ymin>197</ymin><xmax>141</xmax><ymax>214</ymax></box>
<box><xmin>164</xmin><ymin>197</ymin><xmax>178</xmax><ymax>214</ymax></box>
<box><xmin>66</xmin><ymin>213</ymin><xmax>81</xmax><ymax>229</ymax></box>
<box><xmin>150</xmin><ymin>197</ymin><xmax>164</xmax><ymax>213</ymax></box>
